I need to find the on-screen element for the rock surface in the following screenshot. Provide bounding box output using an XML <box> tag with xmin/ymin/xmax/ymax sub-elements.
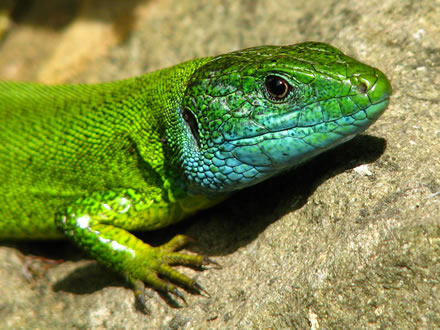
<box><xmin>0</xmin><ymin>0</ymin><xmax>439</xmax><ymax>328</ymax></box>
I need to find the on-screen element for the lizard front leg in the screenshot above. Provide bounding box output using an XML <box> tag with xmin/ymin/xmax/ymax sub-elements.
<box><xmin>55</xmin><ymin>188</ymin><xmax>211</xmax><ymax>312</ymax></box>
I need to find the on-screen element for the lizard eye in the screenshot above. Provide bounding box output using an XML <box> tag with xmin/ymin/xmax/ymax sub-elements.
<box><xmin>264</xmin><ymin>75</ymin><xmax>291</xmax><ymax>101</ymax></box>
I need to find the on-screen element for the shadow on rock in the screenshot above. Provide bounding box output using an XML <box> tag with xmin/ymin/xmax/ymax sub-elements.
<box><xmin>180</xmin><ymin>134</ymin><xmax>387</xmax><ymax>256</ymax></box>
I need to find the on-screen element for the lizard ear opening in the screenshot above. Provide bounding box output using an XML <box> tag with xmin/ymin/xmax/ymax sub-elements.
<box><xmin>181</xmin><ymin>107</ymin><xmax>200</xmax><ymax>148</ymax></box>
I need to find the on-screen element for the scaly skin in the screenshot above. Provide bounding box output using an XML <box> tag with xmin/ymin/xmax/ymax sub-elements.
<box><xmin>0</xmin><ymin>42</ymin><xmax>391</xmax><ymax>309</ymax></box>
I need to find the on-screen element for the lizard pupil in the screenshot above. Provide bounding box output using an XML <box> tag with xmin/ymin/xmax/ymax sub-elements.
<box><xmin>265</xmin><ymin>75</ymin><xmax>291</xmax><ymax>101</ymax></box>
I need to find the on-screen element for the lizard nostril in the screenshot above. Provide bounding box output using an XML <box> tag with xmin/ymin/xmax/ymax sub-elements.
<box><xmin>357</xmin><ymin>82</ymin><xmax>368</xmax><ymax>94</ymax></box>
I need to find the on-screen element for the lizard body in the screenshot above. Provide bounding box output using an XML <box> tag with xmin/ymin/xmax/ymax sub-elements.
<box><xmin>0</xmin><ymin>42</ymin><xmax>391</xmax><ymax>308</ymax></box>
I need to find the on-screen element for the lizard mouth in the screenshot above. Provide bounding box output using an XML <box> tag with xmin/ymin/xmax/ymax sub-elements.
<box><xmin>215</xmin><ymin>95</ymin><xmax>390</xmax><ymax>170</ymax></box>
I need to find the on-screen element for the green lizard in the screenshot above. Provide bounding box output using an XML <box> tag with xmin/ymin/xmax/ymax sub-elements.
<box><xmin>0</xmin><ymin>42</ymin><xmax>391</xmax><ymax>309</ymax></box>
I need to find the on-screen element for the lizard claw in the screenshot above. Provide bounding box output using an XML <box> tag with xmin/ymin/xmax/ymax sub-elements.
<box><xmin>135</xmin><ymin>292</ymin><xmax>151</xmax><ymax>315</ymax></box>
<box><xmin>132</xmin><ymin>278</ymin><xmax>151</xmax><ymax>314</ymax></box>
<box><xmin>202</xmin><ymin>256</ymin><xmax>222</xmax><ymax>269</ymax></box>
<box><xmin>171</xmin><ymin>288</ymin><xmax>187</xmax><ymax>306</ymax></box>
<box><xmin>194</xmin><ymin>281</ymin><xmax>210</xmax><ymax>297</ymax></box>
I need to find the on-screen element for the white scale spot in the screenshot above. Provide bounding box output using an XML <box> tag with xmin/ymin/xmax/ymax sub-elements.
<box><xmin>76</xmin><ymin>215</ymin><xmax>91</xmax><ymax>229</ymax></box>
<box><xmin>118</xmin><ymin>197</ymin><xmax>131</xmax><ymax>213</ymax></box>
<box><xmin>111</xmin><ymin>241</ymin><xmax>135</xmax><ymax>256</ymax></box>
<box><xmin>102</xmin><ymin>203</ymin><xmax>112</xmax><ymax>211</ymax></box>
<box><xmin>97</xmin><ymin>236</ymin><xmax>135</xmax><ymax>256</ymax></box>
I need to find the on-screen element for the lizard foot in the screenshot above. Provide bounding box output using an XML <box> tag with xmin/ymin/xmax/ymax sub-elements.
<box><xmin>124</xmin><ymin>234</ymin><xmax>216</xmax><ymax>312</ymax></box>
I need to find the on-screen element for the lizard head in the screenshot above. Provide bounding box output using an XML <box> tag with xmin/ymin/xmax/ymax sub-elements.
<box><xmin>177</xmin><ymin>42</ymin><xmax>391</xmax><ymax>193</ymax></box>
